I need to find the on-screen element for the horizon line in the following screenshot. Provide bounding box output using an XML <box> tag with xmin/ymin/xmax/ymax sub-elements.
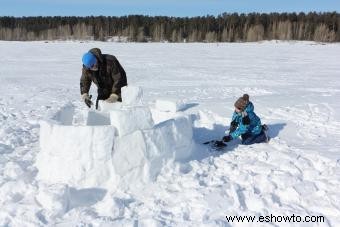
<box><xmin>1</xmin><ymin>10</ymin><xmax>339</xmax><ymax>18</ymax></box>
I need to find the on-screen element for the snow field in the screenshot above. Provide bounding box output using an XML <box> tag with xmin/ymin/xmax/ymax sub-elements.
<box><xmin>0</xmin><ymin>41</ymin><xmax>339</xmax><ymax>226</ymax></box>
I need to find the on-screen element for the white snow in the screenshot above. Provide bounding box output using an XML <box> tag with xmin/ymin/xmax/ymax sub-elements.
<box><xmin>121</xmin><ymin>85</ymin><xmax>144</xmax><ymax>106</ymax></box>
<box><xmin>36</xmin><ymin>183</ymin><xmax>70</xmax><ymax>218</ymax></box>
<box><xmin>155</xmin><ymin>99</ymin><xmax>186</xmax><ymax>112</ymax></box>
<box><xmin>97</xmin><ymin>100</ymin><xmax>123</xmax><ymax>112</ymax></box>
<box><xmin>36</xmin><ymin>92</ymin><xmax>193</xmax><ymax>191</ymax></box>
<box><xmin>37</xmin><ymin>120</ymin><xmax>117</xmax><ymax>188</ymax></box>
<box><xmin>0</xmin><ymin>41</ymin><xmax>340</xmax><ymax>226</ymax></box>
<box><xmin>109</xmin><ymin>106</ymin><xmax>154</xmax><ymax>136</ymax></box>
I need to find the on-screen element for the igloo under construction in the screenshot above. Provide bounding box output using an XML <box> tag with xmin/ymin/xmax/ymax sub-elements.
<box><xmin>35</xmin><ymin>86</ymin><xmax>194</xmax><ymax>190</ymax></box>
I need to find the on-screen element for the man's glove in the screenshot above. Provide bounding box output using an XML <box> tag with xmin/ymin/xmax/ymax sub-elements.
<box><xmin>81</xmin><ymin>93</ymin><xmax>93</xmax><ymax>108</ymax></box>
<box><xmin>222</xmin><ymin>135</ymin><xmax>232</xmax><ymax>143</ymax></box>
<box><xmin>242</xmin><ymin>115</ymin><xmax>250</xmax><ymax>125</ymax></box>
<box><xmin>229</xmin><ymin>120</ymin><xmax>238</xmax><ymax>133</ymax></box>
<box><xmin>105</xmin><ymin>93</ymin><xmax>119</xmax><ymax>103</ymax></box>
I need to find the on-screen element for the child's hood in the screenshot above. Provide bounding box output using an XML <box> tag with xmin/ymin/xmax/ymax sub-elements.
<box><xmin>245</xmin><ymin>102</ymin><xmax>254</xmax><ymax>113</ymax></box>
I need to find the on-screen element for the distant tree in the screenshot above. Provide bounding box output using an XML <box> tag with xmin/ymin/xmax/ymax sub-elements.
<box><xmin>171</xmin><ymin>29</ymin><xmax>178</xmax><ymax>42</ymax></box>
<box><xmin>247</xmin><ymin>24</ymin><xmax>264</xmax><ymax>42</ymax></box>
<box><xmin>137</xmin><ymin>26</ymin><xmax>146</xmax><ymax>42</ymax></box>
<box><xmin>313</xmin><ymin>24</ymin><xmax>336</xmax><ymax>42</ymax></box>
<box><xmin>152</xmin><ymin>23</ymin><xmax>165</xmax><ymax>42</ymax></box>
<box><xmin>205</xmin><ymin>31</ymin><xmax>217</xmax><ymax>42</ymax></box>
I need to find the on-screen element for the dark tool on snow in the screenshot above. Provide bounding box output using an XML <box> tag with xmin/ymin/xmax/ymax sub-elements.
<box><xmin>95</xmin><ymin>88</ymin><xmax>112</xmax><ymax>110</ymax></box>
<box><xmin>95</xmin><ymin>97</ymin><xmax>99</xmax><ymax>110</ymax></box>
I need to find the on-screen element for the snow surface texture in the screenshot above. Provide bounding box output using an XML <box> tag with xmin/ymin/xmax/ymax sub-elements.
<box><xmin>0</xmin><ymin>41</ymin><xmax>340</xmax><ymax>226</ymax></box>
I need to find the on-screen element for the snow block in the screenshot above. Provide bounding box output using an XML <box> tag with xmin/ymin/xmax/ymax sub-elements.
<box><xmin>150</xmin><ymin>107</ymin><xmax>186</xmax><ymax>125</ymax></box>
<box><xmin>112</xmin><ymin>116</ymin><xmax>193</xmax><ymax>188</ymax></box>
<box><xmin>112</xmin><ymin>130</ymin><xmax>150</xmax><ymax>187</ymax></box>
<box><xmin>155</xmin><ymin>99</ymin><xmax>186</xmax><ymax>113</ymax></box>
<box><xmin>86</xmin><ymin>110</ymin><xmax>110</xmax><ymax>126</ymax></box>
<box><xmin>51</xmin><ymin>103</ymin><xmax>75</xmax><ymax>125</ymax></box>
<box><xmin>36</xmin><ymin>121</ymin><xmax>116</xmax><ymax>188</ymax></box>
<box><xmin>110</xmin><ymin>106</ymin><xmax>154</xmax><ymax>137</ymax></box>
<box><xmin>153</xmin><ymin>116</ymin><xmax>193</xmax><ymax>161</ymax></box>
<box><xmin>121</xmin><ymin>86</ymin><xmax>143</xmax><ymax>106</ymax></box>
<box><xmin>97</xmin><ymin>100</ymin><xmax>123</xmax><ymax>112</ymax></box>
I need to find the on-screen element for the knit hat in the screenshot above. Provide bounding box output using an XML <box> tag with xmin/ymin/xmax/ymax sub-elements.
<box><xmin>234</xmin><ymin>94</ymin><xmax>250</xmax><ymax>111</ymax></box>
<box><xmin>82</xmin><ymin>52</ymin><xmax>97</xmax><ymax>69</ymax></box>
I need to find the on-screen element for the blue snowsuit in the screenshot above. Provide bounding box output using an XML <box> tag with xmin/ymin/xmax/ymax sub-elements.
<box><xmin>230</xmin><ymin>102</ymin><xmax>267</xmax><ymax>145</ymax></box>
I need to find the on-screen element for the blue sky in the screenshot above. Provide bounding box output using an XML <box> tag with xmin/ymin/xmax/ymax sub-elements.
<box><xmin>1</xmin><ymin>0</ymin><xmax>340</xmax><ymax>17</ymax></box>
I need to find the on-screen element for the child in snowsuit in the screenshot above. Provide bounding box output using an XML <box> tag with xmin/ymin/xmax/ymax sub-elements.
<box><xmin>222</xmin><ymin>94</ymin><xmax>268</xmax><ymax>145</ymax></box>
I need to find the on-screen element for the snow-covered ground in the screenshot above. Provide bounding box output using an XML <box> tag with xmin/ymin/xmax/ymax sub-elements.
<box><xmin>0</xmin><ymin>41</ymin><xmax>340</xmax><ymax>226</ymax></box>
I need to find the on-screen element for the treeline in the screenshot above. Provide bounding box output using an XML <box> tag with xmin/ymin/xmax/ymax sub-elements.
<box><xmin>0</xmin><ymin>12</ymin><xmax>339</xmax><ymax>42</ymax></box>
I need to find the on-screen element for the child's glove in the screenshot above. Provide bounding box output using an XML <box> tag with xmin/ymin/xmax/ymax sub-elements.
<box><xmin>222</xmin><ymin>135</ymin><xmax>232</xmax><ymax>142</ymax></box>
<box><xmin>213</xmin><ymin>140</ymin><xmax>226</xmax><ymax>148</ymax></box>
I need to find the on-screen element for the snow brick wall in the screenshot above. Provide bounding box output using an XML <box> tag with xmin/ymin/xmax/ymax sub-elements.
<box><xmin>36</xmin><ymin>86</ymin><xmax>194</xmax><ymax>190</ymax></box>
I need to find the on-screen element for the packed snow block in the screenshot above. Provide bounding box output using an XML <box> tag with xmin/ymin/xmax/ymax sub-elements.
<box><xmin>150</xmin><ymin>107</ymin><xmax>189</xmax><ymax>125</ymax></box>
<box><xmin>36</xmin><ymin>121</ymin><xmax>116</xmax><ymax>188</ymax></box>
<box><xmin>112</xmin><ymin>129</ymin><xmax>172</xmax><ymax>188</ymax></box>
<box><xmin>112</xmin><ymin>116</ymin><xmax>193</xmax><ymax>188</ymax></box>
<box><xmin>154</xmin><ymin>116</ymin><xmax>193</xmax><ymax>161</ymax></box>
<box><xmin>112</xmin><ymin>130</ymin><xmax>150</xmax><ymax>187</ymax></box>
<box><xmin>109</xmin><ymin>106</ymin><xmax>154</xmax><ymax>137</ymax></box>
<box><xmin>121</xmin><ymin>86</ymin><xmax>143</xmax><ymax>106</ymax></box>
<box><xmin>86</xmin><ymin>110</ymin><xmax>111</xmax><ymax>126</ymax></box>
<box><xmin>98</xmin><ymin>100</ymin><xmax>123</xmax><ymax>112</ymax></box>
<box><xmin>155</xmin><ymin>99</ymin><xmax>186</xmax><ymax>113</ymax></box>
<box><xmin>172</xmin><ymin>116</ymin><xmax>194</xmax><ymax>160</ymax></box>
<box><xmin>51</xmin><ymin>103</ymin><xmax>75</xmax><ymax>125</ymax></box>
